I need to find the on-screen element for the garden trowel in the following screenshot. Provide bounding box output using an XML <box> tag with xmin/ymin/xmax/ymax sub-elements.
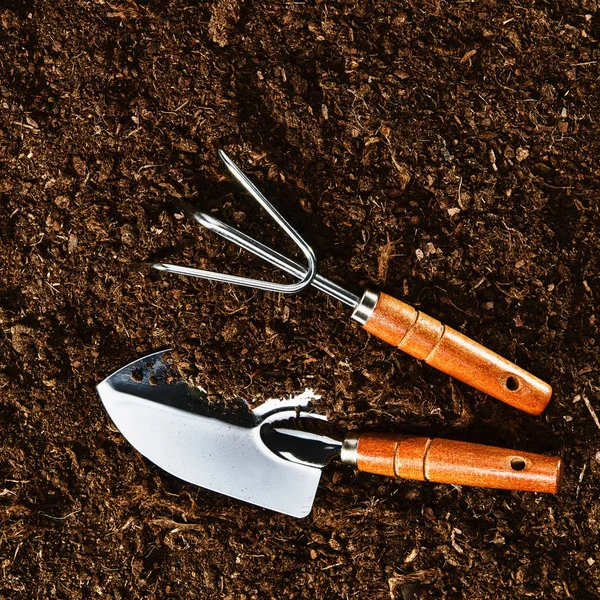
<box><xmin>97</xmin><ymin>351</ymin><xmax>563</xmax><ymax>518</ymax></box>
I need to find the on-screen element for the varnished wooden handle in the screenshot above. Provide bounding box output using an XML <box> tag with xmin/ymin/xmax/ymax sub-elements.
<box><xmin>358</xmin><ymin>292</ymin><xmax>552</xmax><ymax>415</ymax></box>
<box><xmin>345</xmin><ymin>433</ymin><xmax>562</xmax><ymax>493</ymax></box>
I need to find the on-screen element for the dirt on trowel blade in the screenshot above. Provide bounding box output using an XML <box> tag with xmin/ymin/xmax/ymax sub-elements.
<box><xmin>121</xmin><ymin>349</ymin><xmax>259</xmax><ymax>427</ymax></box>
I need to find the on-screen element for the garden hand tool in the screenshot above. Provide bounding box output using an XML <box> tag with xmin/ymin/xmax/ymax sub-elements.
<box><xmin>97</xmin><ymin>351</ymin><xmax>563</xmax><ymax>518</ymax></box>
<box><xmin>149</xmin><ymin>150</ymin><xmax>552</xmax><ymax>415</ymax></box>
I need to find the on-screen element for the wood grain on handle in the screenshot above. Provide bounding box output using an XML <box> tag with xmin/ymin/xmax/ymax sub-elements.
<box><xmin>349</xmin><ymin>433</ymin><xmax>562</xmax><ymax>493</ymax></box>
<box><xmin>360</xmin><ymin>292</ymin><xmax>552</xmax><ymax>415</ymax></box>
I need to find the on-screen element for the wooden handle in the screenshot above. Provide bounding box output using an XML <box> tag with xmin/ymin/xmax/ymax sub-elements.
<box><xmin>356</xmin><ymin>291</ymin><xmax>552</xmax><ymax>415</ymax></box>
<box><xmin>344</xmin><ymin>433</ymin><xmax>562</xmax><ymax>493</ymax></box>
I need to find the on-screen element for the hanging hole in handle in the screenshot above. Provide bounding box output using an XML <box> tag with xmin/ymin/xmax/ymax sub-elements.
<box><xmin>511</xmin><ymin>457</ymin><xmax>526</xmax><ymax>471</ymax></box>
<box><xmin>506</xmin><ymin>376</ymin><xmax>520</xmax><ymax>391</ymax></box>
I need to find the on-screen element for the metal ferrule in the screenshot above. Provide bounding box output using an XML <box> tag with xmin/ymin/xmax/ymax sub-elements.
<box><xmin>340</xmin><ymin>433</ymin><xmax>360</xmax><ymax>466</ymax></box>
<box><xmin>350</xmin><ymin>289</ymin><xmax>380</xmax><ymax>325</ymax></box>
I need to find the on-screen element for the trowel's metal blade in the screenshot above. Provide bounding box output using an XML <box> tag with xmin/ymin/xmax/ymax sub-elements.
<box><xmin>97</xmin><ymin>351</ymin><xmax>323</xmax><ymax>518</ymax></box>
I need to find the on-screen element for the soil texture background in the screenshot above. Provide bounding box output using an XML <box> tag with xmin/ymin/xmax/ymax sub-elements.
<box><xmin>1</xmin><ymin>1</ymin><xmax>600</xmax><ymax>598</ymax></box>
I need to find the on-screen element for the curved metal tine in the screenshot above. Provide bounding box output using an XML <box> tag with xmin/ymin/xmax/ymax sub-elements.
<box><xmin>155</xmin><ymin>152</ymin><xmax>317</xmax><ymax>294</ymax></box>
<box><xmin>151</xmin><ymin>262</ymin><xmax>300</xmax><ymax>293</ymax></box>
<box><xmin>151</xmin><ymin>203</ymin><xmax>312</xmax><ymax>292</ymax></box>
<box><xmin>195</xmin><ymin>212</ymin><xmax>309</xmax><ymax>280</ymax></box>
<box><xmin>153</xmin><ymin>210</ymin><xmax>361</xmax><ymax>308</ymax></box>
<box><xmin>217</xmin><ymin>150</ymin><xmax>317</xmax><ymax>294</ymax></box>
<box><xmin>218</xmin><ymin>150</ymin><xmax>309</xmax><ymax>257</ymax></box>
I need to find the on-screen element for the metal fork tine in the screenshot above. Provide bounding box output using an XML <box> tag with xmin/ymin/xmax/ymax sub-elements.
<box><xmin>151</xmin><ymin>209</ymin><xmax>359</xmax><ymax>307</ymax></box>
<box><xmin>192</xmin><ymin>211</ymin><xmax>309</xmax><ymax>280</ymax></box>
<box><xmin>151</xmin><ymin>151</ymin><xmax>317</xmax><ymax>294</ymax></box>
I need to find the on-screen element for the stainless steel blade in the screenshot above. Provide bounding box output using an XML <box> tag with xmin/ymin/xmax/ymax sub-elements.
<box><xmin>97</xmin><ymin>350</ymin><xmax>324</xmax><ymax>518</ymax></box>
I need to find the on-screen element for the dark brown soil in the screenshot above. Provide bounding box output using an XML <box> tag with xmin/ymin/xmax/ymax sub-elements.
<box><xmin>1</xmin><ymin>1</ymin><xmax>599</xmax><ymax>598</ymax></box>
